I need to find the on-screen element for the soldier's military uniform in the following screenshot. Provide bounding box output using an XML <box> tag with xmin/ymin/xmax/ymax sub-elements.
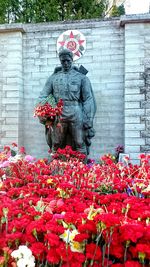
<box><xmin>38</xmin><ymin>53</ymin><xmax>96</xmax><ymax>155</ymax></box>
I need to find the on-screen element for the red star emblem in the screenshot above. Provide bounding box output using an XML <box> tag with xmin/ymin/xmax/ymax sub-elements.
<box><xmin>57</xmin><ymin>30</ymin><xmax>86</xmax><ymax>60</ymax></box>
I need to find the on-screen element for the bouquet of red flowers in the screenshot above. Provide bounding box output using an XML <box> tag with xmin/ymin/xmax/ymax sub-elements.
<box><xmin>34</xmin><ymin>95</ymin><xmax>63</xmax><ymax>128</ymax></box>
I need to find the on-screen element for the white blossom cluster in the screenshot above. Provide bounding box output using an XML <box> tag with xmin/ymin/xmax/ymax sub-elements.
<box><xmin>11</xmin><ymin>245</ymin><xmax>35</xmax><ymax>267</ymax></box>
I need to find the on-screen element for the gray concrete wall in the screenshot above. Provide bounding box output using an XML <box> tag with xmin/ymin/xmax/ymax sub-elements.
<box><xmin>0</xmin><ymin>15</ymin><xmax>150</xmax><ymax>162</ymax></box>
<box><xmin>0</xmin><ymin>31</ymin><xmax>24</xmax><ymax>148</ymax></box>
<box><xmin>121</xmin><ymin>14</ymin><xmax>150</xmax><ymax>162</ymax></box>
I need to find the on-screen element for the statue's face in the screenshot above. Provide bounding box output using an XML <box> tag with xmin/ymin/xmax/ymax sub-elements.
<box><xmin>60</xmin><ymin>55</ymin><xmax>73</xmax><ymax>71</ymax></box>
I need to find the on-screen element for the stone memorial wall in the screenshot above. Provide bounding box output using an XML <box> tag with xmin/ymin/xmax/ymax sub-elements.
<box><xmin>0</xmin><ymin>14</ymin><xmax>150</xmax><ymax>163</ymax></box>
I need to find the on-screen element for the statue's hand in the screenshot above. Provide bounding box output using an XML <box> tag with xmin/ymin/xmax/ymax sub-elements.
<box><xmin>83</xmin><ymin>122</ymin><xmax>93</xmax><ymax>130</ymax></box>
<box><xmin>84</xmin><ymin>127</ymin><xmax>95</xmax><ymax>147</ymax></box>
<box><xmin>38</xmin><ymin>116</ymin><xmax>47</xmax><ymax>124</ymax></box>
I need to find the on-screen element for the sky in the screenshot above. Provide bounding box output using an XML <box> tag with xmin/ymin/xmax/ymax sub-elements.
<box><xmin>125</xmin><ymin>0</ymin><xmax>150</xmax><ymax>14</ymax></box>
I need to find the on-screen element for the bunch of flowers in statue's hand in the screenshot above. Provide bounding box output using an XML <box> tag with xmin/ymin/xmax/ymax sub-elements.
<box><xmin>34</xmin><ymin>95</ymin><xmax>63</xmax><ymax>127</ymax></box>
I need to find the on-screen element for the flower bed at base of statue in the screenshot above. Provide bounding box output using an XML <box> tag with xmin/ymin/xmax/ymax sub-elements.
<box><xmin>0</xmin><ymin>144</ymin><xmax>150</xmax><ymax>267</ymax></box>
<box><xmin>34</xmin><ymin>95</ymin><xmax>63</xmax><ymax>128</ymax></box>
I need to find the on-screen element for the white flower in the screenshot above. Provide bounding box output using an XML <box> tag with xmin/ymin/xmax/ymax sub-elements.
<box><xmin>18</xmin><ymin>245</ymin><xmax>32</xmax><ymax>258</ymax></box>
<box><xmin>16</xmin><ymin>258</ymin><xmax>27</xmax><ymax>267</ymax></box>
<box><xmin>60</xmin><ymin>229</ymin><xmax>79</xmax><ymax>243</ymax></box>
<box><xmin>28</xmin><ymin>256</ymin><xmax>35</xmax><ymax>267</ymax></box>
<box><xmin>142</xmin><ymin>184</ymin><xmax>150</xmax><ymax>192</ymax></box>
<box><xmin>11</xmin><ymin>245</ymin><xmax>32</xmax><ymax>259</ymax></box>
<box><xmin>70</xmin><ymin>241</ymin><xmax>84</xmax><ymax>253</ymax></box>
<box><xmin>2</xmin><ymin>174</ymin><xmax>6</xmax><ymax>180</ymax></box>
<box><xmin>11</xmin><ymin>249</ymin><xmax>22</xmax><ymax>259</ymax></box>
<box><xmin>11</xmin><ymin>246</ymin><xmax>35</xmax><ymax>267</ymax></box>
<box><xmin>9</xmin><ymin>155</ymin><xmax>22</xmax><ymax>162</ymax></box>
<box><xmin>17</xmin><ymin>256</ymin><xmax>35</xmax><ymax>267</ymax></box>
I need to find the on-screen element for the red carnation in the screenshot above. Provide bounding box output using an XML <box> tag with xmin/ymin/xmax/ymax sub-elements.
<box><xmin>125</xmin><ymin>261</ymin><xmax>142</xmax><ymax>267</ymax></box>
<box><xmin>74</xmin><ymin>233</ymin><xmax>89</xmax><ymax>242</ymax></box>
<box><xmin>86</xmin><ymin>243</ymin><xmax>102</xmax><ymax>261</ymax></box>
<box><xmin>78</xmin><ymin>221</ymin><xmax>97</xmax><ymax>234</ymax></box>
<box><xmin>111</xmin><ymin>264</ymin><xmax>124</xmax><ymax>267</ymax></box>
<box><xmin>30</xmin><ymin>242</ymin><xmax>46</xmax><ymax>260</ymax></box>
<box><xmin>120</xmin><ymin>223</ymin><xmax>144</xmax><ymax>243</ymax></box>
<box><xmin>45</xmin><ymin>233</ymin><xmax>60</xmax><ymax>246</ymax></box>
<box><xmin>47</xmin><ymin>248</ymin><xmax>60</xmax><ymax>264</ymax></box>
<box><xmin>135</xmin><ymin>243</ymin><xmax>150</xmax><ymax>258</ymax></box>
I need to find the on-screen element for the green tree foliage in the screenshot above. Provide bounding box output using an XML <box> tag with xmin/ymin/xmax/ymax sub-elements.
<box><xmin>58</xmin><ymin>0</ymin><xmax>107</xmax><ymax>20</ymax></box>
<box><xmin>0</xmin><ymin>0</ymin><xmax>125</xmax><ymax>24</ymax></box>
<box><xmin>0</xmin><ymin>0</ymin><xmax>7</xmax><ymax>23</ymax></box>
<box><xmin>110</xmin><ymin>4</ymin><xmax>125</xmax><ymax>17</ymax></box>
<box><xmin>117</xmin><ymin>4</ymin><xmax>125</xmax><ymax>15</ymax></box>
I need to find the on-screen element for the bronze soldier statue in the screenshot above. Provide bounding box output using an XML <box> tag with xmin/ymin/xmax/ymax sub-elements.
<box><xmin>38</xmin><ymin>49</ymin><xmax>96</xmax><ymax>156</ymax></box>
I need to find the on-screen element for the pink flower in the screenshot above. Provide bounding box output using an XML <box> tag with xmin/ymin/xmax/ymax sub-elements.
<box><xmin>19</xmin><ymin>146</ymin><xmax>26</xmax><ymax>154</ymax></box>
<box><xmin>0</xmin><ymin>161</ymin><xmax>10</xmax><ymax>168</ymax></box>
<box><xmin>52</xmin><ymin>214</ymin><xmax>65</xmax><ymax>220</ymax></box>
<box><xmin>24</xmin><ymin>155</ymin><xmax>36</xmax><ymax>162</ymax></box>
